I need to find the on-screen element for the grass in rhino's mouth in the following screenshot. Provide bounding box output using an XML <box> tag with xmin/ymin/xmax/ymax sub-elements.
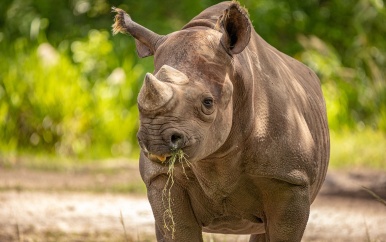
<box><xmin>162</xmin><ymin>149</ymin><xmax>191</xmax><ymax>239</ymax></box>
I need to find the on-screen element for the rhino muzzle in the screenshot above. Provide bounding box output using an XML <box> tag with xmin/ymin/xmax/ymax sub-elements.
<box><xmin>137</xmin><ymin>65</ymin><xmax>190</xmax><ymax>163</ymax></box>
<box><xmin>138</xmin><ymin>130</ymin><xmax>186</xmax><ymax>163</ymax></box>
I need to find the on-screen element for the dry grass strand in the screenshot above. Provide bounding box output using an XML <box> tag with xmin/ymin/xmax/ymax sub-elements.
<box><xmin>362</xmin><ymin>186</ymin><xmax>386</xmax><ymax>206</ymax></box>
<box><xmin>161</xmin><ymin>149</ymin><xmax>190</xmax><ymax>239</ymax></box>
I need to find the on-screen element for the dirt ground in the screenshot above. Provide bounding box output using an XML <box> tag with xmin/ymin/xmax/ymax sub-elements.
<box><xmin>0</xmin><ymin>163</ymin><xmax>385</xmax><ymax>242</ymax></box>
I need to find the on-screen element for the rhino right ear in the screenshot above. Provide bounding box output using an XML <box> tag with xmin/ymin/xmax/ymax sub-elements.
<box><xmin>112</xmin><ymin>7</ymin><xmax>166</xmax><ymax>58</ymax></box>
<box><xmin>218</xmin><ymin>3</ymin><xmax>251</xmax><ymax>55</ymax></box>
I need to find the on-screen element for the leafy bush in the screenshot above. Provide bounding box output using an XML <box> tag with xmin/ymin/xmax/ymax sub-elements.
<box><xmin>0</xmin><ymin>30</ymin><xmax>144</xmax><ymax>158</ymax></box>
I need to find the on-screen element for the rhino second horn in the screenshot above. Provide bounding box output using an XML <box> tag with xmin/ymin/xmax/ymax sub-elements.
<box><xmin>138</xmin><ymin>73</ymin><xmax>174</xmax><ymax>111</ymax></box>
<box><xmin>156</xmin><ymin>65</ymin><xmax>189</xmax><ymax>85</ymax></box>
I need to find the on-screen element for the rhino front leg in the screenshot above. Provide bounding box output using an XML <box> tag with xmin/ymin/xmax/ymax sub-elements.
<box><xmin>259</xmin><ymin>179</ymin><xmax>310</xmax><ymax>242</ymax></box>
<box><xmin>147</xmin><ymin>175</ymin><xmax>203</xmax><ymax>242</ymax></box>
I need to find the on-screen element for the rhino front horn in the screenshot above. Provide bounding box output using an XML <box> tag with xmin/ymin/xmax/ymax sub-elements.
<box><xmin>137</xmin><ymin>73</ymin><xmax>174</xmax><ymax>112</ymax></box>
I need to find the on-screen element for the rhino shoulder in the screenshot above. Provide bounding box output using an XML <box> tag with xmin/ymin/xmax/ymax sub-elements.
<box><xmin>244</xmin><ymin>126</ymin><xmax>318</xmax><ymax>187</ymax></box>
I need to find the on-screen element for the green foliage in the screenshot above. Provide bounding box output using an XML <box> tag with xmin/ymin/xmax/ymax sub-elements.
<box><xmin>0</xmin><ymin>0</ymin><xmax>385</xmax><ymax>160</ymax></box>
<box><xmin>330</xmin><ymin>129</ymin><xmax>386</xmax><ymax>170</ymax></box>
<box><xmin>0</xmin><ymin>30</ymin><xmax>143</xmax><ymax>158</ymax></box>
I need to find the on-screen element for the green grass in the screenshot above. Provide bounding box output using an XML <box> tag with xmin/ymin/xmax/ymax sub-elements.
<box><xmin>329</xmin><ymin>129</ymin><xmax>386</xmax><ymax>170</ymax></box>
<box><xmin>0</xmin><ymin>152</ymin><xmax>139</xmax><ymax>171</ymax></box>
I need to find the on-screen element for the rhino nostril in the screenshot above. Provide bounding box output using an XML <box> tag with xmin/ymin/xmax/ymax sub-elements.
<box><xmin>171</xmin><ymin>134</ymin><xmax>182</xmax><ymax>144</ymax></box>
<box><xmin>170</xmin><ymin>133</ymin><xmax>184</xmax><ymax>149</ymax></box>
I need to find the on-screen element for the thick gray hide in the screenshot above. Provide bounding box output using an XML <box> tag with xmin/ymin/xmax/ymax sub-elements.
<box><xmin>113</xmin><ymin>2</ymin><xmax>329</xmax><ymax>241</ymax></box>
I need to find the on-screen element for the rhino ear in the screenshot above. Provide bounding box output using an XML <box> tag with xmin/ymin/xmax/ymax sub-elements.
<box><xmin>134</xmin><ymin>39</ymin><xmax>153</xmax><ymax>58</ymax></box>
<box><xmin>218</xmin><ymin>3</ymin><xmax>251</xmax><ymax>55</ymax></box>
<box><xmin>112</xmin><ymin>7</ymin><xmax>165</xmax><ymax>58</ymax></box>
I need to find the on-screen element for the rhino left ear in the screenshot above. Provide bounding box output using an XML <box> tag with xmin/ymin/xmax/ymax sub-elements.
<box><xmin>218</xmin><ymin>3</ymin><xmax>251</xmax><ymax>55</ymax></box>
<box><xmin>112</xmin><ymin>7</ymin><xmax>165</xmax><ymax>58</ymax></box>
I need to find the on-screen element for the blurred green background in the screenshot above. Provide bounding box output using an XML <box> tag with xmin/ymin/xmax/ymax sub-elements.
<box><xmin>0</xmin><ymin>0</ymin><xmax>385</xmax><ymax>169</ymax></box>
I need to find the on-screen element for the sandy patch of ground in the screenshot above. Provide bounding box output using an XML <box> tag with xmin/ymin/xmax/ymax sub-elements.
<box><xmin>0</xmin><ymin>166</ymin><xmax>385</xmax><ymax>241</ymax></box>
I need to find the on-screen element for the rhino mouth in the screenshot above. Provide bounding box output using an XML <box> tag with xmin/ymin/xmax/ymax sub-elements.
<box><xmin>148</xmin><ymin>153</ymin><xmax>172</xmax><ymax>163</ymax></box>
<box><xmin>141</xmin><ymin>145</ymin><xmax>189</xmax><ymax>165</ymax></box>
<box><xmin>138</xmin><ymin>131</ymin><xmax>192</xmax><ymax>164</ymax></box>
<box><xmin>140</xmin><ymin>145</ymin><xmax>171</xmax><ymax>163</ymax></box>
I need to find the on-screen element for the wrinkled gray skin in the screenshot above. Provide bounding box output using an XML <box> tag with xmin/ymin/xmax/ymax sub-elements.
<box><xmin>113</xmin><ymin>2</ymin><xmax>329</xmax><ymax>241</ymax></box>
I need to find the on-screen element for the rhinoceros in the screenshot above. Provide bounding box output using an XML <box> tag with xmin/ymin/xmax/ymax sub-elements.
<box><xmin>112</xmin><ymin>1</ymin><xmax>329</xmax><ymax>241</ymax></box>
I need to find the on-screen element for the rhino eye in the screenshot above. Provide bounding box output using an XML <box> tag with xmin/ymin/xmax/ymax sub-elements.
<box><xmin>201</xmin><ymin>97</ymin><xmax>215</xmax><ymax>115</ymax></box>
<box><xmin>202</xmin><ymin>97</ymin><xmax>214</xmax><ymax>108</ymax></box>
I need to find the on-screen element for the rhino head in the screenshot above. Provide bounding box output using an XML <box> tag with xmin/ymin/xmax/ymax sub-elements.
<box><xmin>112</xmin><ymin>4</ymin><xmax>251</xmax><ymax>163</ymax></box>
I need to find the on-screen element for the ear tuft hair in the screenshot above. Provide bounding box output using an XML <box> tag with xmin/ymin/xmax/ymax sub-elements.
<box><xmin>112</xmin><ymin>7</ymin><xmax>131</xmax><ymax>36</ymax></box>
<box><xmin>231</xmin><ymin>0</ymin><xmax>249</xmax><ymax>17</ymax></box>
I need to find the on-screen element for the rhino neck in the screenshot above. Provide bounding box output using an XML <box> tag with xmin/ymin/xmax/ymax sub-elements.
<box><xmin>202</xmin><ymin>78</ymin><xmax>256</xmax><ymax>166</ymax></box>
<box><xmin>191</xmin><ymin>150</ymin><xmax>244</xmax><ymax>199</ymax></box>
